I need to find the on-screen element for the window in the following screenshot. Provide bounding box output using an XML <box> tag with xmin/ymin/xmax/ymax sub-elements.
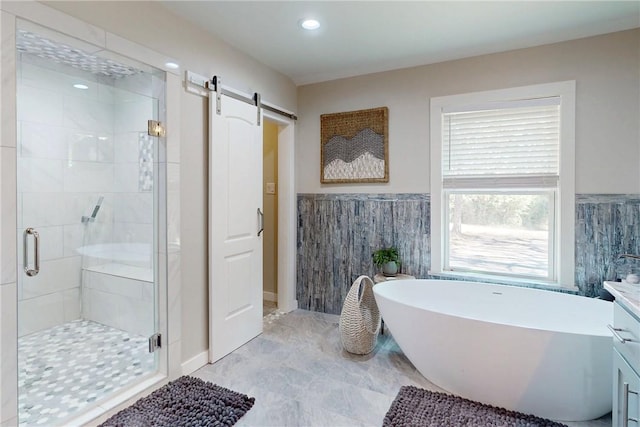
<box><xmin>430</xmin><ymin>82</ymin><xmax>575</xmax><ymax>287</ymax></box>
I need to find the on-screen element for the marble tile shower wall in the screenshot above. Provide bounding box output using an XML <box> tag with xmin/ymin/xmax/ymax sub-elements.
<box><xmin>297</xmin><ymin>193</ymin><xmax>640</xmax><ymax>313</ymax></box>
<box><xmin>16</xmin><ymin>58</ymin><xmax>154</xmax><ymax>336</ymax></box>
<box><xmin>297</xmin><ymin>194</ymin><xmax>430</xmax><ymax>314</ymax></box>
<box><xmin>17</xmin><ymin>59</ymin><xmax>113</xmax><ymax>336</ymax></box>
<box><xmin>111</xmin><ymin>84</ymin><xmax>154</xmax><ymax>270</ymax></box>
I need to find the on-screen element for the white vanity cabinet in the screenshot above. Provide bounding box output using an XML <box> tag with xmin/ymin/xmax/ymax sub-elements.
<box><xmin>613</xmin><ymin>350</ymin><xmax>639</xmax><ymax>427</ymax></box>
<box><xmin>607</xmin><ymin>287</ymin><xmax>640</xmax><ymax>427</ymax></box>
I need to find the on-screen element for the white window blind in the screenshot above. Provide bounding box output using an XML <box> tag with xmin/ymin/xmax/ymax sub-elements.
<box><xmin>442</xmin><ymin>97</ymin><xmax>560</xmax><ymax>189</ymax></box>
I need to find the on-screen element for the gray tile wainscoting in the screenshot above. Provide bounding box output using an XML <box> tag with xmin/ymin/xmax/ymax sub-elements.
<box><xmin>576</xmin><ymin>194</ymin><xmax>640</xmax><ymax>296</ymax></box>
<box><xmin>297</xmin><ymin>193</ymin><xmax>640</xmax><ymax>313</ymax></box>
<box><xmin>297</xmin><ymin>193</ymin><xmax>430</xmax><ymax>314</ymax></box>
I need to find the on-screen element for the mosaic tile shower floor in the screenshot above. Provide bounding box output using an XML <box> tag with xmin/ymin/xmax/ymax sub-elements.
<box><xmin>18</xmin><ymin>320</ymin><xmax>155</xmax><ymax>426</ymax></box>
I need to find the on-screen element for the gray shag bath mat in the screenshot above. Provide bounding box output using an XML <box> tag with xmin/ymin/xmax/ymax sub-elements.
<box><xmin>99</xmin><ymin>376</ymin><xmax>255</xmax><ymax>427</ymax></box>
<box><xmin>383</xmin><ymin>386</ymin><xmax>568</xmax><ymax>427</ymax></box>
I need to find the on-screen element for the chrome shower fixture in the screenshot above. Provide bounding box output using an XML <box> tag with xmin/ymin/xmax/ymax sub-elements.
<box><xmin>81</xmin><ymin>196</ymin><xmax>104</xmax><ymax>224</ymax></box>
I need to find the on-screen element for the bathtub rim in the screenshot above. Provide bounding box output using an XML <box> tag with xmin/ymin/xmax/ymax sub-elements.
<box><xmin>373</xmin><ymin>279</ymin><xmax>613</xmax><ymax>338</ymax></box>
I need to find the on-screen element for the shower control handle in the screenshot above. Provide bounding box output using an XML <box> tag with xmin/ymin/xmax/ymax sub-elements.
<box><xmin>23</xmin><ymin>228</ymin><xmax>40</xmax><ymax>277</ymax></box>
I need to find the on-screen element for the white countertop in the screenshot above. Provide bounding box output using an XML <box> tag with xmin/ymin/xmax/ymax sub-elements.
<box><xmin>604</xmin><ymin>281</ymin><xmax>640</xmax><ymax>318</ymax></box>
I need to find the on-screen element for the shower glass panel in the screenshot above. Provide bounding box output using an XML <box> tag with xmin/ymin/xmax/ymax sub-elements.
<box><xmin>16</xmin><ymin>26</ymin><xmax>165</xmax><ymax>426</ymax></box>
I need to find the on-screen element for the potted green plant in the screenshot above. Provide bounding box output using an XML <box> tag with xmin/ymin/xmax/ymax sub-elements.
<box><xmin>372</xmin><ymin>247</ymin><xmax>400</xmax><ymax>277</ymax></box>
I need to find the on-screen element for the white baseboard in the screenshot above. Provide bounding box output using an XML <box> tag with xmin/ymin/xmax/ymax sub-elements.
<box><xmin>263</xmin><ymin>291</ymin><xmax>277</xmax><ymax>302</ymax></box>
<box><xmin>181</xmin><ymin>350</ymin><xmax>209</xmax><ymax>376</ymax></box>
<box><xmin>278</xmin><ymin>299</ymin><xmax>298</xmax><ymax>313</ymax></box>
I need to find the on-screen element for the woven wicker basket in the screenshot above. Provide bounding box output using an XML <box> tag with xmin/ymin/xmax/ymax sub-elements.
<box><xmin>339</xmin><ymin>275</ymin><xmax>381</xmax><ymax>355</ymax></box>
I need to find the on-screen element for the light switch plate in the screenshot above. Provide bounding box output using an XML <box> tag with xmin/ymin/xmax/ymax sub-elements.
<box><xmin>266</xmin><ymin>182</ymin><xmax>276</xmax><ymax>194</ymax></box>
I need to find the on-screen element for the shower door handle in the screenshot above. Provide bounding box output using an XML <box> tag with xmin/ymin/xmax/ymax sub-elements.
<box><xmin>23</xmin><ymin>228</ymin><xmax>40</xmax><ymax>277</ymax></box>
<box><xmin>257</xmin><ymin>208</ymin><xmax>264</xmax><ymax>236</ymax></box>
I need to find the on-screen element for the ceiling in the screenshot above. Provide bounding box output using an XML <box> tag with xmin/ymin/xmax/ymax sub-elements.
<box><xmin>160</xmin><ymin>1</ymin><xmax>640</xmax><ymax>86</ymax></box>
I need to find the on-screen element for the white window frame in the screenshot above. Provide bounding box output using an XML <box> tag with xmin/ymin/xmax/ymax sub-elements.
<box><xmin>430</xmin><ymin>81</ymin><xmax>576</xmax><ymax>289</ymax></box>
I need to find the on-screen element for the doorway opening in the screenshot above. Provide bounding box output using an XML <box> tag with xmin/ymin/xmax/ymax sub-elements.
<box><xmin>263</xmin><ymin>120</ymin><xmax>279</xmax><ymax>316</ymax></box>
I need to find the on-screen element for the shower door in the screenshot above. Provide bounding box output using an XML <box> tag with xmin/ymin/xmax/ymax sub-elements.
<box><xmin>16</xmin><ymin>26</ymin><xmax>164</xmax><ymax>426</ymax></box>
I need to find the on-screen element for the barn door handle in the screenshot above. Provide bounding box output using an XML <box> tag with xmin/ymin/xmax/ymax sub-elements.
<box><xmin>24</xmin><ymin>227</ymin><xmax>40</xmax><ymax>277</ymax></box>
<box><xmin>257</xmin><ymin>208</ymin><xmax>264</xmax><ymax>236</ymax></box>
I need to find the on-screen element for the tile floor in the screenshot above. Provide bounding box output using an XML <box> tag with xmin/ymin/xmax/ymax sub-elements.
<box><xmin>193</xmin><ymin>309</ymin><xmax>612</xmax><ymax>427</ymax></box>
<box><xmin>263</xmin><ymin>300</ymin><xmax>278</xmax><ymax>316</ymax></box>
<box><xmin>18</xmin><ymin>320</ymin><xmax>155</xmax><ymax>426</ymax></box>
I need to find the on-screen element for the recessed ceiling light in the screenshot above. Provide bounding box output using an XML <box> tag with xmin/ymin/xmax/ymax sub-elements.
<box><xmin>165</xmin><ymin>61</ymin><xmax>179</xmax><ymax>70</ymax></box>
<box><xmin>73</xmin><ymin>83</ymin><xmax>89</xmax><ymax>90</ymax></box>
<box><xmin>300</xmin><ymin>19</ymin><xmax>320</xmax><ymax>30</ymax></box>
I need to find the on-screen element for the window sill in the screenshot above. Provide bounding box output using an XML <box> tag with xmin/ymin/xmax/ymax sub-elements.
<box><xmin>427</xmin><ymin>270</ymin><xmax>579</xmax><ymax>294</ymax></box>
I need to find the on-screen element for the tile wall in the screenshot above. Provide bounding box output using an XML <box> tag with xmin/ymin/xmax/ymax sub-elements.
<box><xmin>82</xmin><ymin>266</ymin><xmax>154</xmax><ymax>337</ymax></box>
<box><xmin>576</xmin><ymin>194</ymin><xmax>640</xmax><ymax>295</ymax></box>
<box><xmin>17</xmin><ymin>58</ymin><xmax>112</xmax><ymax>336</ymax></box>
<box><xmin>297</xmin><ymin>193</ymin><xmax>640</xmax><ymax>313</ymax></box>
<box><xmin>297</xmin><ymin>193</ymin><xmax>430</xmax><ymax>314</ymax></box>
<box><xmin>16</xmin><ymin>57</ymin><xmax>156</xmax><ymax>336</ymax></box>
<box><xmin>111</xmin><ymin>74</ymin><xmax>157</xmax><ymax>267</ymax></box>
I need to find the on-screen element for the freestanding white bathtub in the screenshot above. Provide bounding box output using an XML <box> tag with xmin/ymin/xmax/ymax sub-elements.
<box><xmin>373</xmin><ymin>279</ymin><xmax>613</xmax><ymax>422</ymax></box>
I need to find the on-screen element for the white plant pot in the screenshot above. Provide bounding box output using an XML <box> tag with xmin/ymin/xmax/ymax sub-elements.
<box><xmin>382</xmin><ymin>261</ymin><xmax>398</xmax><ymax>277</ymax></box>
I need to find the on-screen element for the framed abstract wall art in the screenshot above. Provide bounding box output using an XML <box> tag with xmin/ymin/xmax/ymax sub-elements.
<box><xmin>320</xmin><ymin>107</ymin><xmax>389</xmax><ymax>183</ymax></box>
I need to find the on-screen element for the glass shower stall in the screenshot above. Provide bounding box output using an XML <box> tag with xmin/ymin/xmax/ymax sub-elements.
<box><xmin>15</xmin><ymin>24</ymin><xmax>166</xmax><ymax>426</ymax></box>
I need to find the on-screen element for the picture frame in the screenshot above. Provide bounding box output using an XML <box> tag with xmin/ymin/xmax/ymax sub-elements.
<box><xmin>320</xmin><ymin>107</ymin><xmax>389</xmax><ymax>183</ymax></box>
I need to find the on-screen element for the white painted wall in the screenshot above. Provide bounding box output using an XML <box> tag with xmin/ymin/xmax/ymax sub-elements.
<box><xmin>43</xmin><ymin>1</ymin><xmax>297</xmax><ymax>364</ymax></box>
<box><xmin>297</xmin><ymin>29</ymin><xmax>640</xmax><ymax>195</ymax></box>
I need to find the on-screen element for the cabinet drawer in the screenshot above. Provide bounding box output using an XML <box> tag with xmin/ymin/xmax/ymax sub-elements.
<box><xmin>613</xmin><ymin>303</ymin><xmax>640</xmax><ymax>367</ymax></box>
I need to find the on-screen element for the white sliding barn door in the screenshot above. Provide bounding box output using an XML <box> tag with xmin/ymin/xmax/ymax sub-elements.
<box><xmin>209</xmin><ymin>92</ymin><xmax>263</xmax><ymax>363</ymax></box>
